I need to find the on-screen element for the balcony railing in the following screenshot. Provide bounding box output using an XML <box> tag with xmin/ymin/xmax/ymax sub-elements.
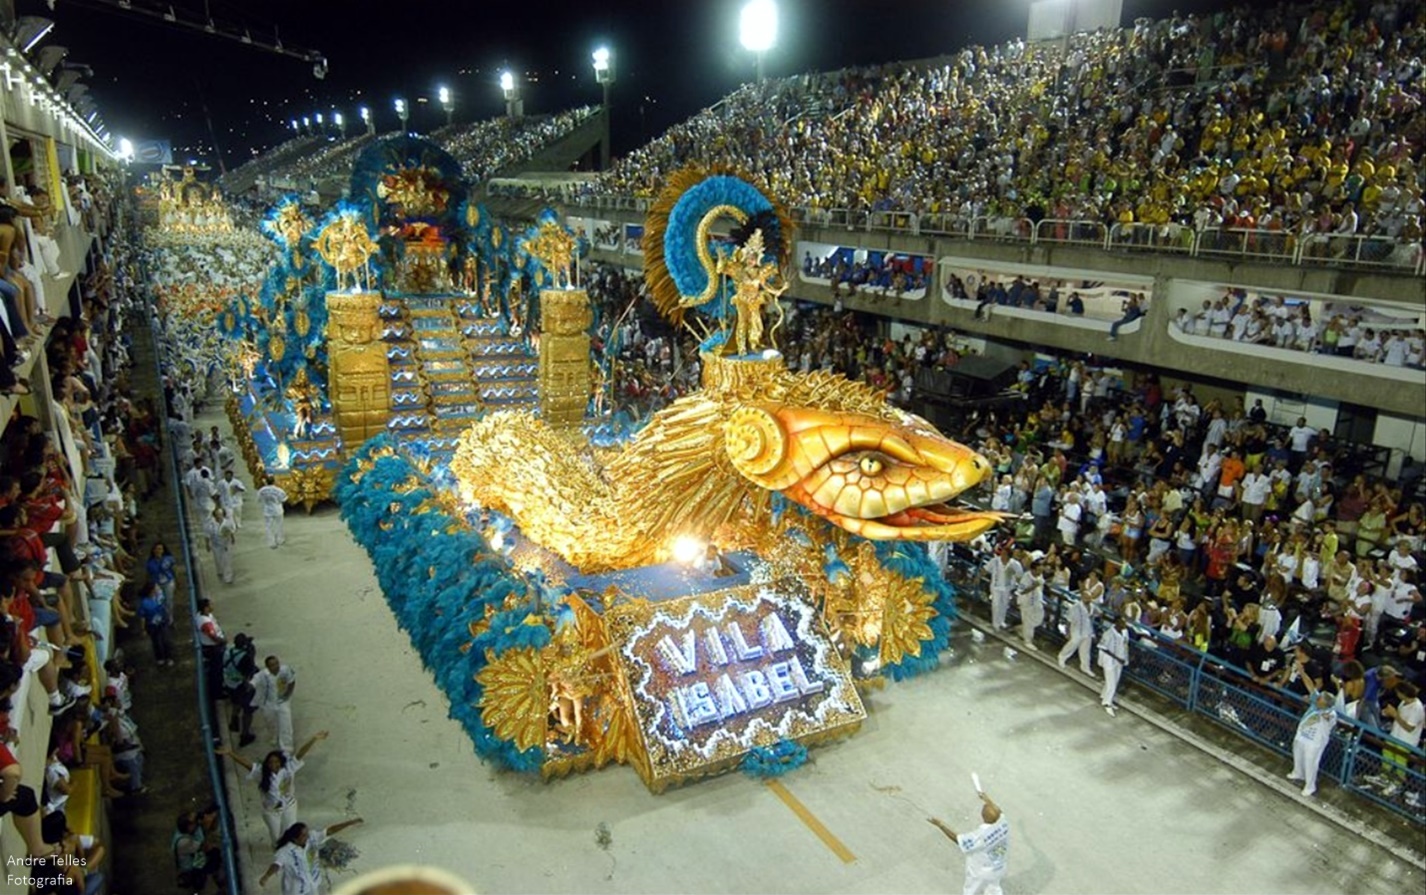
<box><xmin>563</xmin><ymin>194</ymin><xmax>1425</xmax><ymax>275</ymax></box>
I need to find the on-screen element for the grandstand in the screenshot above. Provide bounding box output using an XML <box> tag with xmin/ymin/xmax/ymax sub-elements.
<box><xmin>587</xmin><ymin>1</ymin><xmax>1422</xmax><ymax>261</ymax></box>
<box><xmin>223</xmin><ymin>106</ymin><xmax>602</xmax><ymax>203</ymax></box>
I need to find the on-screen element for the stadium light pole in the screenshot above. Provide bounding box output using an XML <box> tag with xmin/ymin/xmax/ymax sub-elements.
<box><xmin>592</xmin><ymin>46</ymin><xmax>614</xmax><ymax>170</ymax></box>
<box><xmin>360</xmin><ymin>106</ymin><xmax>373</xmax><ymax>135</ymax></box>
<box><xmin>438</xmin><ymin>85</ymin><xmax>454</xmax><ymax>127</ymax></box>
<box><xmin>334</xmin><ymin>111</ymin><xmax>345</xmax><ymax>138</ymax></box>
<box><xmin>394</xmin><ymin>97</ymin><xmax>408</xmax><ymax>132</ymax></box>
<box><xmin>739</xmin><ymin>0</ymin><xmax>777</xmax><ymax>83</ymax></box>
<box><xmin>302</xmin><ymin>116</ymin><xmax>311</xmax><ymax>135</ymax></box>
<box><xmin>315</xmin><ymin>112</ymin><xmax>324</xmax><ymax>135</ymax></box>
<box><xmin>500</xmin><ymin>70</ymin><xmax>523</xmax><ymax>119</ymax></box>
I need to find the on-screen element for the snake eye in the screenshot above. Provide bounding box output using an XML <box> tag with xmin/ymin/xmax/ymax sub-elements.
<box><xmin>859</xmin><ymin>455</ymin><xmax>884</xmax><ymax>476</ymax></box>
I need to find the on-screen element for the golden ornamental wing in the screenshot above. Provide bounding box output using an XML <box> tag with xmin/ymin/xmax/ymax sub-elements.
<box><xmin>476</xmin><ymin>647</ymin><xmax>550</xmax><ymax>753</ymax></box>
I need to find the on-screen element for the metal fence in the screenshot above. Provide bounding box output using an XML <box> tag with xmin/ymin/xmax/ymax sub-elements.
<box><xmin>946</xmin><ymin>557</ymin><xmax>1426</xmax><ymax>825</ymax></box>
<box><xmin>564</xmin><ymin>194</ymin><xmax>1426</xmax><ymax>276</ymax></box>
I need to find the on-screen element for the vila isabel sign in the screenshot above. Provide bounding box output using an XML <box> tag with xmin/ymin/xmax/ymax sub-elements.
<box><xmin>605</xmin><ymin>580</ymin><xmax>865</xmax><ymax>790</ymax></box>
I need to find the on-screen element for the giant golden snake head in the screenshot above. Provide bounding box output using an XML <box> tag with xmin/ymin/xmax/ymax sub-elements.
<box><xmin>723</xmin><ymin>405</ymin><xmax>1005</xmax><ymax>541</ymax></box>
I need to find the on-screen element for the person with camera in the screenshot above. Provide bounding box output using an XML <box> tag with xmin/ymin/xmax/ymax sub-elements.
<box><xmin>223</xmin><ymin>632</ymin><xmax>259</xmax><ymax>746</ymax></box>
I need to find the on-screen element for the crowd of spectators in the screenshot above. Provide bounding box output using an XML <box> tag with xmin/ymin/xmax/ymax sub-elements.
<box><xmin>273</xmin><ymin>134</ymin><xmax>380</xmax><ymax>191</ymax></box>
<box><xmin>0</xmin><ymin>184</ymin><xmax>167</xmax><ymax>889</ymax></box>
<box><xmin>940</xmin><ymin>349</ymin><xmax>1424</xmax><ymax>796</ymax></box>
<box><xmin>1175</xmin><ymin>288</ymin><xmax>1426</xmax><ymax>367</ymax></box>
<box><xmin>802</xmin><ymin>250</ymin><xmax>931</xmax><ymax>300</ymax></box>
<box><xmin>221</xmin><ymin>106</ymin><xmax>598</xmax><ymax>204</ymax></box>
<box><xmin>590</xmin><ymin>0</ymin><xmax>1423</xmax><ymax>262</ymax></box>
<box><xmin>582</xmin><ymin>263</ymin><xmax>699</xmax><ymax>418</ymax></box>
<box><xmin>217</xmin><ymin>136</ymin><xmax>323</xmax><ymax>193</ymax></box>
<box><xmin>436</xmin><ymin>107</ymin><xmax>598</xmax><ymax>185</ymax></box>
<box><xmin>744</xmin><ymin>299</ymin><xmax>1424</xmax><ymax>806</ymax></box>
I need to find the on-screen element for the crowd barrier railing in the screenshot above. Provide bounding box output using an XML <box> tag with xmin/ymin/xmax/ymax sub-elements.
<box><xmin>945</xmin><ymin>556</ymin><xmax>1426</xmax><ymax>825</ymax></box>
<box><xmin>146</xmin><ymin>314</ymin><xmax>243</xmax><ymax>894</ymax></box>
<box><xmin>1195</xmin><ymin>227</ymin><xmax>1297</xmax><ymax>264</ymax></box>
<box><xmin>1107</xmin><ymin>222</ymin><xmax>1195</xmax><ymax>254</ymax></box>
<box><xmin>564</xmin><ymin>193</ymin><xmax>1424</xmax><ymax>275</ymax></box>
<box><xmin>1033</xmin><ymin>218</ymin><xmax>1108</xmax><ymax>249</ymax></box>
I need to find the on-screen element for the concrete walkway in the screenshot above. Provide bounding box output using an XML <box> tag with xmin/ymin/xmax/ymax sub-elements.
<box><xmin>189</xmin><ymin>407</ymin><xmax>1425</xmax><ymax>895</ymax></box>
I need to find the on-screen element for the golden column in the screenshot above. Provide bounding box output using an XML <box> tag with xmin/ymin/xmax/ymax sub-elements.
<box><xmin>525</xmin><ymin>222</ymin><xmax>592</xmax><ymax>428</ymax></box>
<box><xmin>325</xmin><ymin>292</ymin><xmax>392</xmax><ymax>446</ymax></box>
<box><xmin>539</xmin><ymin>290</ymin><xmax>592</xmax><ymax>427</ymax></box>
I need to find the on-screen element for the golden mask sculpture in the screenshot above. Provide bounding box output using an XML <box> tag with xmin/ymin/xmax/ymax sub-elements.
<box><xmin>325</xmin><ymin>291</ymin><xmax>391</xmax><ymax>447</ymax></box>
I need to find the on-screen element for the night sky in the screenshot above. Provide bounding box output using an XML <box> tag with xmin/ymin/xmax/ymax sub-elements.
<box><xmin>37</xmin><ymin>0</ymin><xmax>1233</xmax><ymax>168</ymax></box>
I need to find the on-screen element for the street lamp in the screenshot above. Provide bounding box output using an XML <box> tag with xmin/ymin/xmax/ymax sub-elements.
<box><xmin>334</xmin><ymin>111</ymin><xmax>345</xmax><ymax>138</ymax></box>
<box><xmin>315</xmin><ymin>112</ymin><xmax>324</xmax><ymax>135</ymax></box>
<box><xmin>394</xmin><ymin>97</ymin><xmax>408</xmax><ymax>131</ymax></box>
<box><xmin>290</xmin><ymin>119</ymin><xmax>299</xmax><ymax>134</ymax></box>
<box><xmin>499</xmin><ymin>70</ymin><xmax>523</xmax><ymax>119</ymax></box>
<box><xmin>438</xmin><ymin>85</ymin><xmax>453</xmax><ymax>127</ymax></box>
<box><xmin>360</xmin><ymin>105</ymin><xmax>373</xmax><ymax>135</ymax></box>
<box><xmin>302</xmin><ymin>116</ymin><xmax>311</xmax><ymax>134</ymax></box>
<box><xmin>739</xmin><ymin>0</ymin><xmax>777</xmax><ymax>83</ymax></box>
<box><xmin>592</xmin><ymin>46</ymin><xmax>614</xmax><ymax>170</ymax></box>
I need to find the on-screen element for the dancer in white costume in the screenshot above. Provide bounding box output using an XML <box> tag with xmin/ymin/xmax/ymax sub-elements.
<box><xmin>1287</xmin><ymin>690</ymin><xmax>1339</xmax><ymax>797</ymax></box>
<box><xmin>1098</xmin><ymin>615</ymin><xmax>1131</xmax><ymax>716</ymax></box>
<box><xmin>257</xmin><ymin>477</ymin><xmax>288</xmax><ymax>548</ymax></box>
<box><xmin>929</xmin><ymin>790</ymin><xmax>1010</xmax><ymax>895</ymax></box>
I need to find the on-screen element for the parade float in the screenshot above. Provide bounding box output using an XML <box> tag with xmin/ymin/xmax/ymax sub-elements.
<box><xmin>217</xmin><ymin>136</ymin><xmax>553</xmax><ymax>509</ymax></box>
<box><xmin>318</xmin><ymin>160</ymin><xmax>1004</xmax><ymax>790</ymax></box>
<box><xmin>196</xmin><ymin>135</ymin><xmax>1003</xmax><ymax>787</ymax></box>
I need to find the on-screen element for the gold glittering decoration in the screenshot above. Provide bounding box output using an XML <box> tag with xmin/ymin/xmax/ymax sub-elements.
<box><xmin>642</xmin><ymin>165</ymin><xmax>793</xmax><ymax>328</ymax></box>
<box><xmin>313</xmin><ymin>209</ymin><xmax>380</xmax><ymax>292</ymax></box>
<box><xmin>603</xmin><ymin>580</ymin><xmax>864</xmax><ymax>793</ymax></box>
<box><xmin>453</xmin><ymin>351</ymin><xmax>1002</xmax><ymax>573</ymax></box>
<box><xmin>522</xmin><ymin>221</ymin><xmax>577</xmax><ymax>289</ymax></box>
<box><xmin>277</xmin><ymin>466</ymin><xmax>335</xmax><ymax>513</ymax></box>
<box><xmin>695</xmin><ymin>204</ymin><xmax>749</xmax><ymax>305</ymax></box>
<box><xmin>872</xmin><ymin>563</ymin><xmax>935</xmax><ymax>668</ymax></box>
<box><xmin>476</xmin><ymin>646</ymin><xmax>550</xmax><ymax>752</ymax></box>
<box><xmin>156</xmin><ymin>167</ymin><xmax>237</xmax><ymax>236</ymax></box>
<box><xmin>538</xmin><ymin>289</ymin><xmax>592</xmax><ymax>428</ymax></box>
<box><xmin>715</xmin><ymin>229</ymin><xmax>787</xmax><ymax>356</ymax></box>
<box><xmin>325</xmin><ymin>291</ymin><xmax>391</xmax><ymax>448</ymax></box>
<box><xmin>271</xmin><ymin>203</ymin><xmax>314</xmax><ymax>267</ymax></box>
<box><xmin>376</xmin><ymin>166</ymin><xmax>450</xmax><ymax>217</ymax></box>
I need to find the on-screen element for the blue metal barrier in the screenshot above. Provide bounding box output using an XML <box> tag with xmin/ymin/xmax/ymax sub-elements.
<box><xmin>1125</xmin><ymin>637</ymin><xmax>1201</xmax><ymax>710</ymax></box>
<box><xmin>148</xmin><ymin>314</ymin><xmax>243</xmax><ymax>893</ymax></box>
<box><xmin>947</xmin><ymin>554</ymin><xmax>1425</xmax><ymax>824</ymax></box>
<box><xmin>1340</xmin><ymin>731</ymin><xmax>1426</xmax><ymax>816</ymax></box>
<box><xmin>1192</xmin><ymin>667</ymin><xmax>1299</xmax><ymax>756</ymax></box>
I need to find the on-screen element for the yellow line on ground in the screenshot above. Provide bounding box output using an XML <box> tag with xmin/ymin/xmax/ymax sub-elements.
<box><xmin>765</xmin><ymin>779</ymin><xmax>857</xmax><ymax>864</ymax></box>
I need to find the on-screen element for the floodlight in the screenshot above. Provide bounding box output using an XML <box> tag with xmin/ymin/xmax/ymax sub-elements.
<box><xmin>739</xmin><ymin>0</ymin><xmax>777</xmax><ymax>52</ymax></box>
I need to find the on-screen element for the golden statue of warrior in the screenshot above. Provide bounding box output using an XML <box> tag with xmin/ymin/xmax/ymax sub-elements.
<box><xmin>524</xmin><ymin>222</ymin><xmax>577</xmax><ymax>289</ymax></box>
<box><xmin>314</xmin><ymin>212</ymin><xmax>379</xmax><ymax>292</ymax></box>
<box><xmin>715</xmin><ymin>229</ymin><xmax>786</xmax><ymax>356</ymax></box>
<box><xmin>272</xmin><ymin>204</ymin><xmax>313</xmax><ymax>266</ymax></box>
